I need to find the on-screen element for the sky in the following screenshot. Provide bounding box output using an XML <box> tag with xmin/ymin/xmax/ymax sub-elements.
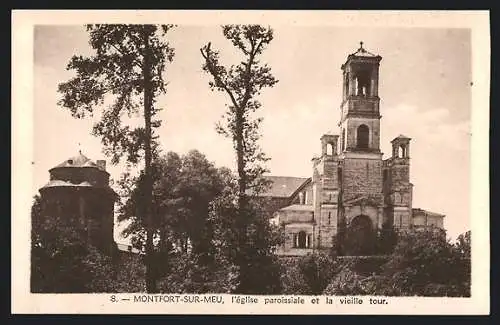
<box><xmin>33</xmin><ymin>25</ymin><xmax>472</xmax><ymax>242</ymax></box>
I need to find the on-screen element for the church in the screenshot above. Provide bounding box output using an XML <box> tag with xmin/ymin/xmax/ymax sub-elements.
<box><xmin>260</xmin><ymin>43</ymin><xmax>445</xmax><ymax>256</ymax></box>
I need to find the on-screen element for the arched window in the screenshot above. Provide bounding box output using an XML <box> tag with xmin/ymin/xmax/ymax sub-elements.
<box><xmin>297</xmin><ymin>231</ymin><xmax>307</xmax><ymax>248</ymax></box>
<box><xmin>356</xmin><ymin>124</ymin><xmax>369</xmax><ymax>149</ymax></box>
<box><xmin>326</xmin><ymin>143</ymin><xmax>333</xmax><ymax>155</ymax></box>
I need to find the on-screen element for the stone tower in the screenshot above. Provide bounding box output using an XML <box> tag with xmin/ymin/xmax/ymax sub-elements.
<box><xmin>337</xmin><ymin>43</ymin><xmax>385</xmax><ymax>254</ymax></box>
<box><xmin>312</xmin><ymin>134</ymin><xmax>340</xmax><ymax>248</ymax></box>
<box><xmin>38</xmin><ymin>152</ymin><xmax>117</xmax><ymax>255</ymax></box>
<box><xmin>382</xmin><ymin>135</ymin><xmax>414</xmax><ymax>230</ymax></box>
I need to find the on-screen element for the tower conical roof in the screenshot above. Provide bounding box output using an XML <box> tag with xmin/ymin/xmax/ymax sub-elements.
<box><xmin>50</xmin><ymin>151</ymin><xmax>103</xmax><ymax>170</ymax></box>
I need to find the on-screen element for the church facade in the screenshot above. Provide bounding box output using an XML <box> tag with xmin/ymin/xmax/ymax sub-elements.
<box><xmin>261</xmin><ymin>44</ymin><xmax>445</xmax><ymax>256</ymax></box>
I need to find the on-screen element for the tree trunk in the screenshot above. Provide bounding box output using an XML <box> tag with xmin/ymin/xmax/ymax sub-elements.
<box><xmin>235</xmin><ymin>107</ymin><xmax>249</xmax><ymax>293</ymax></box>
<box><xmin>142</xmin><ymin>28</ymin><xmax>157</xmax><ymax>293</ymax></box>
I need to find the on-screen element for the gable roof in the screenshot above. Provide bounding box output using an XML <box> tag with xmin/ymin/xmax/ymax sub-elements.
<box><xmin>259</xmin><ymin>176</ymin><xmax>310</xmax><ymax>198</ymax></box>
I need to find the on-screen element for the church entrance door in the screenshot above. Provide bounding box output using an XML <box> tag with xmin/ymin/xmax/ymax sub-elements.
<box><xmin>343</xmin><ymin>214</ymin><xmax>376</xmax><ymax>255</ymax></box>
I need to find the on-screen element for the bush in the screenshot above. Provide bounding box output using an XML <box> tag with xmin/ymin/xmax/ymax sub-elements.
<box><xmin>381</xmin><ymin>229</ymin><xmax>471</xmax><ymax>297</ymax></box>
<box><xmin>158</xmin><ymin>253</ymin><xmax>239</xmax><ymax>294</ymax></box>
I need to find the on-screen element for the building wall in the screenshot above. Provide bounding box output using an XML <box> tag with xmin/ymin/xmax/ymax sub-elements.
<box><xmin>340</xmin><ymin>117</ymin><xmax>381</xmax><ymax>151</ymax></box>
<box><xmin>277</xmin><ymin>210</ymin><xmax>314</xmax><ymax>224</ymax></box>
<box><xmin>282</xmin><ymin>223</ymin><xmax>314</xmax><ymax>254</ymax></box>
<box><xmin>341</xmin><ymin>157</ymin><xmax>383</xmax><ymax>200</ymax></box>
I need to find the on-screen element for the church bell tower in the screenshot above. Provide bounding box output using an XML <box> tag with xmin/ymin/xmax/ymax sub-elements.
<box><xmin>339</xmin><ymin>42</ymin><xmax>382</xmax><ymax>153</ymax></box>
<box><xmin>337</xmin><ymin>43</ymin><xmax>385</xmax><ymax>254</ymax></box>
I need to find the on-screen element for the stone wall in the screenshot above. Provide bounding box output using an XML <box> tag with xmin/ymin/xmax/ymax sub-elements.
<box><xmin>342</xmin><ymin>158</ymin><xmax>383</xmax><ymax>197</ymax></box>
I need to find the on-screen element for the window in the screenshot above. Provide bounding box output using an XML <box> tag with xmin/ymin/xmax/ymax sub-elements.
<box><xmin>355</xmin><ymin>70</ymin><xmax>371</xmax><ymax>96</ymax></box>
<box><xmin>398</xmin><ymin>145</ymin><xmax>406</xmax><ymax>158</ymax></box>
<box><xmin>345</xmin><ymin>72</ymin><xmax>350</xmax><ymax>97</ymax></box>
<box><xmin>326</xmin><ymin>143</ymin><xmax>333</xmax><ymax>155</ymax></box>
<box><xmin>341</xmin><ymin>128</ymin><xmax>346</xmax><ymax>151</ymax></box>
<box><xmin>356</xmin><ymin>124</ymin><xmax>369</xmax><ymax>149</ymax></box>
<box><xmin>294</xmin><ymin>231</ymin><xmax>308</xmax><ymax>248</ymax></box>
<box><xmin>298</xmin><ymin>231</ymin><xmax>307</xmax><ymax>248</ymax></box>
<box><xmin>298</xmin><ymin>192</ymin><xmax>305</xmax><ymax>204</ymax></box>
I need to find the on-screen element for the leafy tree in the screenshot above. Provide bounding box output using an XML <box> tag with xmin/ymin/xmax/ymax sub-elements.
<box><xmin>117</xmin><ymin>150</ymin><xmax>234</xmax><ymax>287</ymax></box>
<box><xmin>31</xmin><ymin>195</ymin><xmax>117</xmax><ymax>293</ymax></box>
<box><xmin>382</xmin><ymin>228</ymin><xmax>470</xmax><ymax>296</ymax></box>
<box><xmin>297</xmin><ymin>252</ymin><xmax>338</xmax><ymax>294</ymax></box>
<box><xmin>200</xmin><ymin>25</ymin><xmax>280</xmax><ymax>293</ymax></box>
<box><xmin>58</xmin><ymin>24</ymin><xmax>176</xmax><ymax>293</ymax></box>
<box><xmin>455</xmin><ymin>230</ymin><xmax>471</xmax><ymax>259</ymax></box>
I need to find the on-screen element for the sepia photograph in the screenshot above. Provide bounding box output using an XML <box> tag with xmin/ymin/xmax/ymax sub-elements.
<box><xmin>12</xmin><ymin>10</ymin><xmax>490</xmax><ymax>314</ymax></box>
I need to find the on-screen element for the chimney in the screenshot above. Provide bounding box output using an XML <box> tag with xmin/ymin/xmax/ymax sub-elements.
<box><xmin>96</xmin><ymin>160</ymin><xmax>106</xmax><ymax>171</ymax></box>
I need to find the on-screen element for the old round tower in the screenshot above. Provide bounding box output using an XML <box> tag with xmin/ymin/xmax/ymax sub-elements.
<box><xmin>38</xmin><ymin>152</ymin><xmax>117</xmax><ymax>255</ymax></box>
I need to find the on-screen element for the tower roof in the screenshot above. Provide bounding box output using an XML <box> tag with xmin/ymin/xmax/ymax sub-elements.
<box><xmin>350</xmin><ymin>41</ymin><xmax>378</xmax><ymax>57</ymax></box>
<box><xmin>391</xmin><ymin>134</ymin><xmax>412</xmax><ymax>143</ymax></box>
<box><xmin>50</xmin><ymin>151</ymin><xmax>106</xmax><ymax>172</ymax></box>
<box><xmin>342</xmin><ymin>42</ymin><xmax>382</xmax><ymax>70</ymax></box>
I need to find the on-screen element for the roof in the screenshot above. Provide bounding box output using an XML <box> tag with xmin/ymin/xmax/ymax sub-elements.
<box><xmin>258</xmin><ymin>176</ymin><xmax>310</xmax><ymax>198</ymax></box>
<box><xmin>412</xmin><ymin>208</ymin><xmax>445</xmax><ymax>218</ymax></box>
<box><xmin>279</xmin><ymin>204</ymin><xmax>314</xmax><ymax>212</ymax></box>
<box><xmin>40</xmin><ymin>180</ymin><xmax>94</xmax><ymax>189</ymax></box>
<box><xmin>350</xmin><ymin>42</ymin><xmax>378</xmax><ymax>57</ymax></box>
<box><xmin>51</xmin><ymin>152</ymin><xmax>107</xmax><ymax>172</ymax></box>
<box><xmin>391</xmin><ymin>134</ymin><xmax>412</xmax><ymax>142</ymax></box>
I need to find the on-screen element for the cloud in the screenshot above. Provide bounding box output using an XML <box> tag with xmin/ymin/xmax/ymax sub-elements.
<box><xmin>382</xmin><ymin>104</ymin><xmax>470</xmax><ymax>154</ymax></box>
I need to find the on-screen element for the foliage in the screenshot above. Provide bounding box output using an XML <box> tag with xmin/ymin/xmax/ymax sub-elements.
<box><xmin>375</xmin><ymin>226</ymin><xmax>399</xmax><ymax>255</ymax></box>
<box><xmin>200</xmin><ymin>24</ymin><xmax>280</xmax><ymax>294</ymax></box>
<box><xmin>31</xmin><ymin>195</ymin><xmax>117</xmax><ymax>293</ymax></box>
<box><xmin>112</xmin><ymin>253</ymin><xmax>146</xmax><ymax>293</ymax></box>
<box><xmin>279</xmin><ymin>257</ymin><xmax>311</xmax><ymax>295</ymax></box>
<box><xmin>58</xmin><ymin>24</ymin><xmax>176</xmax><ymax>293</ymax></box>
<box><xmin>321</xmin><ymin>229</ymin><xmax>471</xmax><ymax>297</ymax></box>
<box><xmin>58</xmin><ymin>24</ymin><xmax>175</xmax><ymax>165</ymax></box>
<box><xmin>117</xmin><ymin>149</ymin><xmax>236</xmax><ymax>292</ymax></box>
<box><xmin>117</xmin><ymin>150</ymin><xmax>230</xmax><ymax>252</ymax></box>
<box><xmin>382</xmin><ymin>228</ymin><xmax>470</xmax><ymax>296</ymax></box>
<box><xmin>208</xmin><ymin>189</ymin><xmax>284</xmax><ymax>294</ymax></box>
<box><xmin>323</xmin><ymin>269</ymin><xmax>400</xmax><ymax>296</ymax></box>
<box><xmin>297</xmin><ymin>252</ymin><xmax>339</xmax><ymax>294</ymax></box>
<box><xmin>158</xmin><ymin>253</ymin><xmax>239</xmax><ymax>294</ymax></box>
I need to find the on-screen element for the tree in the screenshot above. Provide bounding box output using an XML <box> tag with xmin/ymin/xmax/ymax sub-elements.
<box><xmin>382</xmin><ymin>228</ymin><xmax>470</xmax><ymax>296</ymax></box>
<box><xmin>58</xmin><ymin>24</ymin><xmax>176</xmax><ymax>293</ymax></box>
<box><xmin>200</xmin><ymin>25</ymin><xmax>280</xmax><ymax>293</ymax></box>
<box><xmin>117</xmin><ymin>150</ymin><xmax>235</xmax><ymax>289</ymax></box>
<box><xmin>31</xmin><ymin>195</ymin><xmax>117</xmax><ymax>293</ymax></box>
<box><xmin>297</xmin><ymin>252</ymin><xmax>338</xmax><ymax>294</ymax></box>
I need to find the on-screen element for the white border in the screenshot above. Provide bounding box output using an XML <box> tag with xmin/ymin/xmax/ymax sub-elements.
<box><xmin>11</xmin><ymin>10</ymin><xmax>490</xmax><ymax>315</ymax></box>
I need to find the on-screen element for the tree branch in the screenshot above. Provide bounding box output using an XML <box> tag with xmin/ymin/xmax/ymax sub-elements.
<box><xmin>109</xmin><ymin>43</ymin><xmax>144</xmax><ymax>69</ymax></box>
<box><xmin>200</xmin><ymin>48</ymin><xmax>240</xmax><ymax>110</ymax></box>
